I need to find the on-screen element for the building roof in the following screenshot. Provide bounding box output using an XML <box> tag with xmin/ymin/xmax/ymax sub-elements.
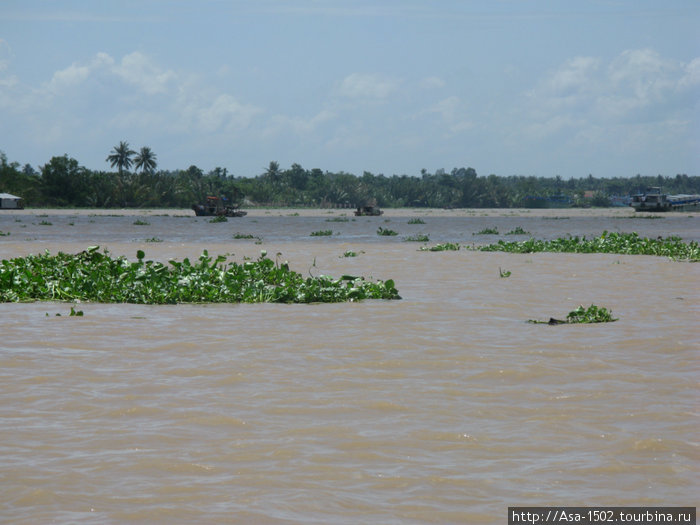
<box><xmin>0</xmin><ymin>193</ymin><xmax>21</xmax><ymax>199</ymax></box>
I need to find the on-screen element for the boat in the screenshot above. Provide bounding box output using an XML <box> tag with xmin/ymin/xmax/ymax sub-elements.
<box><xmin>0</xmin><ymin>193</ymin><xmax>23</xmax><ymax>209</ymax></box>
<box><xmin>354</xmin><ymin>205</ymin><xmax>383</xmax><ymax>216</ymax></box>
<box><xmin>630</xmin><ymin>187</ymin><xmax>700</xmax><ymax>212</ymax></box>
<box><xmin>192</xmin><ymin>196</ymin><xmax>247</xmax><ymax>217</ymax></box>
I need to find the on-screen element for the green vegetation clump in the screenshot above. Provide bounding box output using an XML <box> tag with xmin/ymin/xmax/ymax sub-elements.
<box><xmin>0</xmin><ymin>247</ymin><xmax>401</xmax><ymax>304</ymax></box>
<box><xmin>505</xmin><ymin>226</ymin><xmax>529</xmax><ymax>235</ymax></box>
<box><xmin>529</xmin><ymin>304</ymin><xmax>618</xmax><ymax>324</ymax></box>
<box><xmin>233</xmin><ymin>232</ymin><xmax>256</xmax><ymax>239</ymax></box>
<box><xmin>133</xmin><ymin>219</ymin><xmax>150</xmax><ymax>225</ymax></box>
<box><xmin>403</xmin><ymin>234</ymin><xmax>430</xmax><ymax>242</ymax></box>
<box><xmin>420</xmin><ymin>242</ymin><xmax>461</xmax><ymax>252</ymax></box>
<box><xmin>474</xmin><ymin>232</ymin><xmax>699</xmax><ymax>261</ymax></box>
<box><xmin>474</xmin><ymin>227</ymin><xmax>499</xmax><ymax>235</ymax></box>
<box><xmin>326</xmin><ymin>217</ymin><xmax>349</xmax><ymax>222</ymax></box>
<box><xmin>0</xmin><ymin>231</ymin><xmax>9</xmax><ymax>236</ymax></box>
<box><xmin>208</xmin><ymin>216</ymin><xmax>227</xmax><ymax>223</ymax></box>
<box><xmin>566</xmin><ymin>304</ymin><xmax>617</xmax><ymax>323</ymax></box>
<box><xmin>377</xmin><ymin>226</ymin><xmax>398</xmax><ymax>236</ymax></box>
<box><xmin>310</xmin><ymin>230</ymin><xmax>333</xmax><ymax>236</ymax></box>
<box><xmin>407</xmin><ymin>218</ymin><xmax>425</xmax><ymax>224</ymax></box>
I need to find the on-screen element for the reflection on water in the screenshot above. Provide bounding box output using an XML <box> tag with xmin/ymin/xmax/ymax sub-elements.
<box><xmin>0</xmin><ymin>209</ymin><xmax>698</xmax><ymax>523</ymax></box>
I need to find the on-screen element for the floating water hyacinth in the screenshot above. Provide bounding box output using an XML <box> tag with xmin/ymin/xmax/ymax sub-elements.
<box><xmin>474</xmin><ymin>232</ymin><xmax>699</xmax><ymax>261</ymax></box>
<box><xmin>529</xmin><ymin>304</ymin><xmax>618</xmax><ymax>325</ymax></box>
<box><xmin>419</xmin><ymin>242</ymin><xmax>460</xmax><ymax>252</ymax></box>
<box><xmin>0</xmin><ymin>247</ymin><xmax>401</xmax><ymax>304</ymax></box>
<box><xmin>565</xmin><ymin>304</ymin><xmax>617</xmax><ymax>323</ymax></box>
<box><xmin>403</xmin><ymin>234</ymin><xmax>430</xmax><ymax>242</ymax></box>
<box><xmin>377</xmin><ymin>226</ymin><xmax>398</xmax><ymax>236</ymax></box>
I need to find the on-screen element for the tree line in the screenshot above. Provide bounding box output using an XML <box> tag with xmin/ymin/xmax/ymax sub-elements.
<box><xmin>1</xmin><ymin>146</ymin><xmax>698</xmax><ymax>209</ymax></box>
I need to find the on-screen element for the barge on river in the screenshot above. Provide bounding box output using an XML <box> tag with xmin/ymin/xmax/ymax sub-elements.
<box><xmin>192</xmin><ymin>196</ymin><xmax>247</xmax><ymax>217</ymax></box>
<box><xmin>630</xmin><ymin>187</ymin><xmax>700</xmax><ymax>212</ymax></box>
<box><xmin>354</xmin><ymin>205</ymin><xmax>383</xmax><ymax>216</ymax></box>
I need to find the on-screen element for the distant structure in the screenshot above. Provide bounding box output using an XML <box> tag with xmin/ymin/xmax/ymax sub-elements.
<box><xmin>354</xmin><ymin>205</ymin><xmax>383</xmax><ymax>216</ymax></box>
<box><xmin>630</xmin><ymin>187</ymin><xmax>700</xmax><ymax>212</ymax></box>
<box><xmin>0</xmin><ymin>193</ymin><xmax>23</xmax><ymax>209</ymax></box>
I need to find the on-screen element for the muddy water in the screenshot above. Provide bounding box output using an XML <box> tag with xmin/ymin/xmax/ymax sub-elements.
<box><xmin>0</xmin><ymin>208</ymin><xmax>698</xmax><ymax>524</ymax></box>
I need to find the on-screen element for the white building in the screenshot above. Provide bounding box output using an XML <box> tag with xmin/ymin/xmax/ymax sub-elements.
<box><xmin>0</xmin><ymin>193</ymin><xmax>24</xmax><ymax>209</ymax></box>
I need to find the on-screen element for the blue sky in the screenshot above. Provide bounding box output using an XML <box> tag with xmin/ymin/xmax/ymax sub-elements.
<box><xmin>1</xmin><ymin>1</ymin><xmax>698</xmax><ymax>179</ymax></box>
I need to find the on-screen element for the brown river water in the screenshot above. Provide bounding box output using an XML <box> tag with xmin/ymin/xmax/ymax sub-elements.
<box><xmin>0</xmin><ymin>207</ymin><xmax>698</xmax><ymax>524</ymax></box>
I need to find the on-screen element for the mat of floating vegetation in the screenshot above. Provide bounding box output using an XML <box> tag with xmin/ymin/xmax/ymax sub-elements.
<box><xmin>528</xmin><ymin>304</ymin><xmax>618</xmax><ymax>325</ymax></box>
<box><xmin>475</xmin><ymin>232</ymin><xmax>699</xmax><ymax>261</ymax></box>
<box><xmin>0</xmin><ymin>246</ymin><xmax>401</xmax><ymax>304</ymax></box>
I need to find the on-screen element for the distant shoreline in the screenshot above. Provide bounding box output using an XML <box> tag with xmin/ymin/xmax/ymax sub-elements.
<box><xmin>4</xmin><ymin>206</ymin><xmax>669</xmax><ymax>219</ymax></box>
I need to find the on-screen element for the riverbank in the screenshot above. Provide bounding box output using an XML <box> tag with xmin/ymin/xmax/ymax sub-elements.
<box><xmin>5</xmin><ymin>205</ymin><xmax>656</xmax><ymax>218</ymax></box>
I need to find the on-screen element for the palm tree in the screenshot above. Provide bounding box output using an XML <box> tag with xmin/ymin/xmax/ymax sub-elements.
<box><xmin>134</xmin><ymin>146</ymin><xmax>158</xmax><ymax>174</ymax></box>
<box><xmin>264</xmin><ymin>161</ymin><xmax>281</xmax><ymax>183</ymax></box>
<box><xmin>106</xmin><ymin>141</ymin><xmax>135</xmax><ymax>174</ymax></box>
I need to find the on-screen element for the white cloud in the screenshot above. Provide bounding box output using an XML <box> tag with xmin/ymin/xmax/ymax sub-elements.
<box><xmin>546</xmin><ymin>56</ymin><xmax>600</xmax><ymax>95</ymax></box>
<box><xmin>524</xmin><ymin>48</ymin><xmax>699</xmax><ymax>139</ymax></box>
<box><xmin>429</xmin><ymin>96</ymin><xmax>462</xmax><ymax>121</ymax></box>
<box><xmin>47</xmin><ymin>62</ymin><xmax>90</xmax><ymax>93</ymax></box>
<box><xmin>262</xmin><ymin>109</ymin><xmax>336</xmax><ymax>138</ymax></box>
<box><xmin>193</xmin><ymin>94</ymin><xmax>262</xmax><ymax>134</ymax></box>
<box><xmin>338</xmin><ymin>73</ymin><xmax>401</xmax><ymax>99</ymax></box>
<box><xmin>679</xmin><ymin>57</ymin><xmax>700</xmax><ymax>90</ymax></box>
<box><xmin>420</xmin><ymin>76</ymin><xmax>446</xmax><ymax>89</ymax></box>
<box><xmin>113</xmin><ymin>51</ymin><xmax>176</xmax><ymax>95</ymax></box>
<box><xmin>2</xmin><ymin>50</ymin><xmax>266</xmax><ymax>146</ymax></box>
<box><xmin>529</xmin><ymin>56</ymin><xmax>600</xmax><ymax>114</ymax></box>
<box><xmin>421</xmin><ymin>96</ymin><xmax>473</xmax><ymax>136</ymax></box>
<box><xmin>0</xmin><ymin>39</ymin><xmax>11</xmax><ymax>72</ymax></box>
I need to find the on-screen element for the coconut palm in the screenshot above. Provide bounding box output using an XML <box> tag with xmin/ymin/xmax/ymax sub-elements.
<box><xmin>106</xmin><ymin>141</ymin><xmax>136</xmax><ymax>174</ymax></box>
<box><xmin>134</xmin><ymin>146</ymin><xmax>158</xmax><ymax>174</ymax></box>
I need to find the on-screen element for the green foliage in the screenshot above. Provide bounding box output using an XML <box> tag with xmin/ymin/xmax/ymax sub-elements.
<box><xmin>566</xmin><ymin>304</ymin><xmax>617</xmax><ymax>323</ymax></box>
<box><xmin>407</xmin><ymin>218</ymin><xmax>425</xmax><ymax>224</ymax></box>
<box><xmin>528</xmin><ymin>304</ymin><xmax>617</xmax><ymax>324</ymax></box>
<box><xmin>614</xmin><ymin>215</ymin><xmax>663</xmax><ymax>220</ymax></box>
<box><xmin>377</xmin><ymin>226</ymin><xmax>398</xmax><ymax>236</ymax></box>
<box><xmin>0</xmin><ymin>247</ymin><xmax>401</xmax><ymax>304</ymax></box>
<box><xmin>474</xmin><ymin>227</ymin><xmax>499</xmax><ymax>235</ymax></box>
<box><xmin>499</xmin><ymin>267</ymin><xmax>511</xmax><ymax>278</ymax></box>
<box><xmin>474</xmin><ymin>231</ymin><xmax>699</xmax><ymax>261</ymax></box>
<box><xmin>133</xmin><ymin>219</ymin><xmax>150</xmax><ymax>225</ymax></box>
<box><xmin>505</xmin><ymin>226</ymin><xmax>529</xmax><ymax>235</ymax></box>
<box><xmin>403</xmin><ymin>234</ymin><xmax>430</xmax><ymax>242</ymax></box>
<box><xmin>40</xmin><ymin>155</ymin><xmax>89</xmax><ymax>206</ymax></box>
<box><xmin>4</xmin><ymin>146</ymin><xmax>700</xmax><ymax>209</ymax></box>
<box><xmin>310</xmin><ymin>230</ymin><xmax>333</xmax><ymax>236</ymax></box>
<box><xmin>0</xmin><ymin>231</ymin><xmax>9</xmax><ymax>236</ymax></box>
<box><xmin>341</xmin><ymin>250</ymin><xmax>359</xmax><ymax>257</ymax></box>
<box><xmin>233</xmin><ymin>233</ymin><xmax>257</xmax><ymax>239</ymax></box>
<box><xmin>208</xmin><ymin>215</ymin><xmax>228</xmax><ymax>223</ymax></box>
<box><xmin>144</xmin><ymin>237</ymin><xmax>163</xmax><ymax>243</ymax></box>
<box><xmin>70</xmin><ymin>306</ymin><xmax>84</xmax><ymax>316</ymax></box>
<box><xmin>134</xmin><ymin>146</ymin><xmax>157</xmax><ymax>174</ymax></box>
<box><xmin>420</xmin><ymin>242</ymin><xmax>461</xmax><ymax>252</ymax></box>
<box><xmin>106</xmin><ymin>141</ymin><xmax>136</xmax><ymax>174</ymax></box>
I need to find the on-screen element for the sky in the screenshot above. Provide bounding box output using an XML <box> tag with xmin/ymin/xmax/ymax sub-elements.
<box><xmin>1</xmin><ymin>0</ymin><xmax>699</xmax><ymax>179</ymax></box>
